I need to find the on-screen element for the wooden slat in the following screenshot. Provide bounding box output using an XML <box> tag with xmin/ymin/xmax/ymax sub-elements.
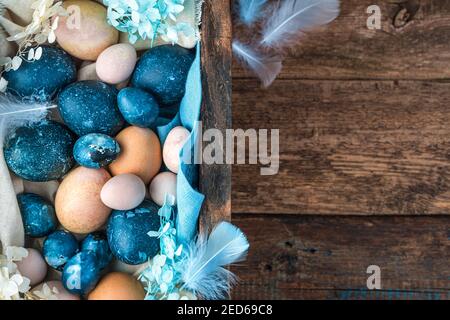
<box><xmin>232</xmin><ymin>79</ymin><xmax>450</xmax><ymax>215</ymax></box>
<box><xmin>200</xmin><ymin>0</ymin><xmax>233</xmax><ymax>230</ymax></box>
<box><xmin>231</xmin><ymin>215</ymin><xmax>450</xmax><ymax>300</ymax></box>
<box><xmin>232</xmin><ymin>0</ymin><xmax>450</xmax><ymax>80</ymax></box>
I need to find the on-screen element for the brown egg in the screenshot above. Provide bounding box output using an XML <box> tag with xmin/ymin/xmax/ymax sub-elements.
<box><xmin>109</xmin><ymin>127</ymin><xmax>162</xmax><ymax>184</ymax></box>
<box><xmin>55</xmin><ymin>0</ymin><xmax>119</xmax><ymax>60</ymax></box>
<box><xmin>55</xmin><ymin>167</ymin><xmax>111</xmax><ymax>234</ymax></box>
<box><xmin>88</xmin><ymin>272</ymin><xmax>145</xmax><ymax>300</ymax></box>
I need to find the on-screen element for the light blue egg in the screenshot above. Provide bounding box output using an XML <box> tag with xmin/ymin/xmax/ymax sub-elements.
<box><xmin>73</xmin><ymin>133</ymin><xmax>120</xmax><ymax>169</ymax></box>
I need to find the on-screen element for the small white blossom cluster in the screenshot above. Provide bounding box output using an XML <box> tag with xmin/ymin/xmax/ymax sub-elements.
<box><xmin>0</xmin><ymin>247</ymin><xmax>31</xmax><ymax>300</ymax></box>
<box><xmin>32</xmin><ymin>283</ymin><xmax>60</xmax><ymax>300</ymax></box>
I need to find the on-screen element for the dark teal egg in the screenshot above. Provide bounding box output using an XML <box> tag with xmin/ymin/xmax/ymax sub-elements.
<box><xmin>131</xmin><ymin>44</ymin><xmax>195</xmax><ymax>106</ymax></box>
<box><xmin>118</xmin><ymin>87</ymin><xmax>160</xmax><ymax>128</ymax></box>
<box><xmin>43</xmin><ymin>230</ymin><xmax>79</xmax><ymax>271</ymax></box>
<box><xmin>3</xmin><ymin>46</ymin><xmax>76</xmax><ymax>101</ymax></box>
<box><xmin>62</xmin><ymin>251</ymin><xmax>101</xmax><ymax>296</ymax></box>
<box><xmin>4</xmin><ymin>120</ymin><xmax>75</xmax><ymax>182</ymax></box>
<box><xmin>81</xmin><ymin>232</ymin><xmax>112</xmax><ymax>270</ymax></box>
<box><xmin>73</xmin><ymin>133</ymin><xmax>120</xmax><ymax>169</ymax></box>
<box><xmin>58</xmin><ymin>81</ymin><xmax>124</xmax><ymax>136</ymax></box>
<box><xmin>107</xmin><ymin>200</ymin><xmax>160</xmax><ymax>265</ymax></box>
<box><xmin>17</xmin><ymin>193</ymin><xmax>57</xmax><ymax>238</ymax></box>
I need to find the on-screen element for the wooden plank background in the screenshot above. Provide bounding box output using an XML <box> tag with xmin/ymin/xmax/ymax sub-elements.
<box><xmin>230</xmin><ymin>0</ymin><xmax>450</xmax><ymax>299</ymax></box>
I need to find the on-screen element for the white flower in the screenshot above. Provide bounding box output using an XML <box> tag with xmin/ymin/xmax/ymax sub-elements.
<box><xmin>33</xmin><ymin>283</ymin><xmax>60</xmax><ymax>300</ymax></box>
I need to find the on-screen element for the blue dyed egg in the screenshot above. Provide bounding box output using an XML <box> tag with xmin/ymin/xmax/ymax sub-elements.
<box><xmin>58</xmin><ymin>81</ymin><xmax>124</xmax><ymax>136</ymax></box>
<box><xmin>107</xmin><ymin>200</ymin><xmax>160</xmax><ymax>265</ymax></box>
<box><xmin>43</xmin><ymin>230</ymin><xmax>79</xmax><ymax>270</ymax></box>
<box><xmin>81</xmin><ymin>232</ymin><xmax>113</xmax><ymax>270</ymax></box>
<box><xmin>17</xmin><ymin>193</ymin><xmax>57</xmax><ymax>238</ymax></box>
<box><xmin>3</xmin><ymin>46</ymin><xmax>76</xmax><ymax>101</ymax></box>
<box><xmin>118</xmin><ymin>88</ymin><xmax>160</xmax><ymax>128</ymax></box>
<box><xmin>4</xmin><ymin>121</ymin><xmax>75</xmax><ymax>182</ymax></box>
<box><xmin>131</xmin><ymin>45</ymin><xmax>195</xmax><ymax>106</ymax></box>
<box><xmin>62</xmin><ymin>251</ymin><xmax>100</xmax><ymax>296</ymax></box>
<box><xmin>73</xmin><ymin>133</ymin><xmax>120</xmax><ymax>169</ymax></box>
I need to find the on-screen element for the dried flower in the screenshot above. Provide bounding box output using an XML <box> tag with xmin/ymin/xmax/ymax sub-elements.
<box><xmin>0</xmin><ymin>247</ymin><xmax>31</xmax><ymax>300</ymax></box>
<box><xmin>32</xmin><ymin>283</ymin><xmax>60</xmax><ymax>300</ymax></box>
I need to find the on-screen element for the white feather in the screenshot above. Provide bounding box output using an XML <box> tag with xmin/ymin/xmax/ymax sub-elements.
<box><xmin>261</xmin><ymin>0</ymin><xmax>340</xmax><ymax>48</ymax></box>
<box><xmin>180</xmin><ymin>221</ymin><xmax>250</xmax><ymax>300</ymax></box>
<box><xmin>238</xmin><ymin>0</ymin><xmax>268</xmax><ymax>26</ymax></box>
<box><xmin>232</xmin><ymin>41</ymin><xmax>282</xmax><ymax>88</ymax></box>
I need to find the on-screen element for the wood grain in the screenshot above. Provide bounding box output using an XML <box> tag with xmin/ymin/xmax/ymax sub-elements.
<box><xmin>200</xmin><ymin>0</ymin><xmax>233</xmax><ymax>230</ymax></box>
<box><xmin>232</xmin><ymin>0</ymin><xmax>450</xmax><ymax>80</ymax></box>
<box><xmin>231</xmin><ymin>215</ymin><xmax>450</xmax><ymax>300</ymax></box>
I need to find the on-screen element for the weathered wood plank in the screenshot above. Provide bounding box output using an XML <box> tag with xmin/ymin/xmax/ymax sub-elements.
<box><xmin>232</xmin><ymin>0</ymin><xmax>450</xmax><ymax>80</ymax></box>
<box><xmin>231</xmin><ymin>215</ymin><xmax>450</xmax><ymax>300</ymax></box>
<box><xmin>200</xmin><ymin>0</ymin><xmax>233</xmax><ymax>230</ymax></box>
<box><xmin>232</xmin><ymin>79</ymin><xmax>450</xmax><ymax>215</ymax></box>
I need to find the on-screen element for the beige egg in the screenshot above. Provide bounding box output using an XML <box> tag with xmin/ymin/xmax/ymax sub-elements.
<box><xmin>55</xmin><ymin>167</ymin><xmax>111</xmax><ymax>234</ymax></box>
<box><xmin>109</xmin><ymin>127</ymin><xmax>162</xmax><ymax>184</ymax></box>
<box><xmin>32</xmin><ymin>281</ymin><xmax>80</xmax><ymax>300</ymax></box>
<box><xmin>96</xmin><ymin>44</ymin><xmax>137</xmax><ymax>84</ymax></box>
<box><xmin>55</xmin><ymin>0</ymin><xmax>119</xmax><ymax>61</ymax></box>
<box><xmin>101</xmin><ymin>174</ymin><xmax>146</xmax><ymax>210</ymax></box>
<box><xmin>88</xmin><ymin>272</ymin><xmax>145</xmax><ymax>300</ymax></box>
<box><xmin>163</xmin><ymin>126</ymin><xmax>190</xmax><ymax>174</ymax></box>
<box><xmin>16</xmin><ymin>248</ymin><xmax>47</xmax><ymax>286</ymax></box>
<box><xmin>149</xmin><ymin>172</ymin><xmax>177</xmax><ymax>206</ymax></box>
<box><xmin>77</xmin><ymin>62</ymin><xmax>100</xmax><ymax>81</ymax></box>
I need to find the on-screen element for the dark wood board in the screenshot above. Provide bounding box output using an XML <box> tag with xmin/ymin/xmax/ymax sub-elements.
<box><xmin>231</xmin><ymin>215</ymin><xmax>450</xmax><ymax>300</ymax></box>
<box><xmin>232</xmin><ymin>0</ymin><xmax>450</xmax><ymax>80</ymax></box>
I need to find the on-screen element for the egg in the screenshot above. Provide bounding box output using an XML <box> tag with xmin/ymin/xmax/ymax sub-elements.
<box><xmin>74</xmin><ymin>133</ymin><xmax>121</xmax><ymax>169</ymax></box>
<box><xmin>55</xmin><ymin>0</ymin><xmax>119</xmax><ymax>61</ymax></box>
<box><xmin>107</xmin><ymin>200</ymin><xmax>160</xmax><ymax>265</ymax></box>
<box><xmin>109</xmin><ymin>127</ymin><xmax>162</xmax><ymax>184</ymax></box>
<box><xmin>132</xmin><ymin>44</ymin><xmax>195</xmax><ymax>106</ymax></box>
<box><xmin>117</xmin><ymin>87</ymin><xmax>160</xmax><ymax>128</ymax></box>
<box><xmin>55</xmin><ymin>167</ymin><xmax>112</xmax><ymax>234</ymax></box>
<box><xmin>16</xmin><ymin>248</ymin><xmax>47</xmax><ymax>286</ymax></box>
<box><xmin>43</xmin><ymin>230</ymin><xmax>79</xmax><ymax>270</ymax></box>
<box><xmin>163</xmin><ymin>126</ymin><xmax>190</xmax><ymax>174</ymax></box>
<box><xmin>4</xmin><ymin>121</ymin><xmax>75</xmax><ymax>182</ymax></box>
<box><xmin>32</xmin><ymin>281</ymin><xmax>80</xmax><ymax>300</ymax></box>
<box><xmin>81</xmin><ymin>232</ymin><xmax>112</xmax><ymax>270</ymax></box>
<box><xmin>149</xmin><ymin>172</ymin><xmax>177</xmax><ymax>206</ymax></box>
<box><xmin>17</xmin><ymin>193</ymin><xmax>57</xmax><ymax>238</ymax></box>
<box><xmin>58</xmin><ymin>81</ymin><xmax>124</xmax><ymax>136</ymax></box>
<box><xmin>88</xmin><ymin>272</ymin><xmax>145</xmax><ymax>300</ymax></box>
<box><xmin>3</xmin><ymin>46</ymin><xmax>76</xmax><ymax>101</ymax></box>
<box><xmin>96</xmin><ymin>44</ymin><xmax>137</xmax><ymax>84</ymax></box>
<box><xmin>100</xmin><ymin>174</ymin><xmax>146</xmax><ymax>210</ymax></box>
<box><xmin>77</xmin><ymin>62</ymin><xmax>99</xmax><ymax>81</ymax></box>
<box><xmin>62</xmin><ymin>251</ymin><xmax>101</xmax><ymax>296</ymax></box>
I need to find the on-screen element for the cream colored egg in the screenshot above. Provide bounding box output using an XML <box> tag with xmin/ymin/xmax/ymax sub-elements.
<box><xmin>149</xmin><ymin>172</ymin><xmax>177</xmax><ymax>206</ymax></box>
<box><xmin>163</xmin><ymin>126</ymin><xmax>190</xmax><ymax>174</ymax></box>
<box><xmin>16</xmin><ymin>248</ymin><xmax>47</xmax><ymax>286</ymax></box>
<box><xmin>32</xmin><ymin>281</ymin><xmax>80</xmax><ymax>300</ymax></box>
<box><xmin>77</xmin><ymin>62</ymin><xmax>99</xmax><ymax>81</ymax></box>
<box><xmin>55</xmin><ymin>167</ymin><xmax>111</xmax><ymax>234</ymax></box>
<box><xmin>88</xmin><ymin>272</ymin><xmax>145</xmax><ymax>300</ymax></box>
<box><xmin>101</xmin><ymin>174</ymin><xmax>146</xmax><ymax>210</ymax></box>
<box><xmin>96</xmin><ymin>44</ymin><xmax>137</xmax><ymax>84</ymax></box>
<box><xmin>109</xmin><ymin>127</ymin><xmax>162</xmax><ymax>184</ymax></box>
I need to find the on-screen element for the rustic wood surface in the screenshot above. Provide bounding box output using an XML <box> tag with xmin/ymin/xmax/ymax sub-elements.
<box><xmin>230</xmin><ymin>0</ymin><xmax>450</xmax><ymax>299</ymax></box>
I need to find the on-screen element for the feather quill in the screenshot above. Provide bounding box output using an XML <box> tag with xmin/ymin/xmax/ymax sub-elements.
<box><xmin>232</xmin><ymin>41</ymin><xmax>282</xmax><ymax>88</ymax></box>
<box><xmin>261</xmin><ymin>0</ymin><xmax>340</xmax><ymax>48</ymax></box>
<box><xmin>180</xmin><ymin>222</ymin><xmax>250</xmax><ymax>300</ymax></box>
<box><xmin>238</xmin><ymin>0</ymin><xmax>268</xmax><ymax>26</ymax></box>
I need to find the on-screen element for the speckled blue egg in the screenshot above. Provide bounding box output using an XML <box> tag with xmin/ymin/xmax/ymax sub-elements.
<box><xmin>73</xmin><ymin>133</ymin><xmax>120</xmax><ymax>169</ymax></box>
<box><xmin>17</xmin><ymin>193</ymin><xmax>57</xmax><ymax>238</ymax></box>
<box><xmin>81</xmin><ymin>232</ymin><xmax>113</xmax><ymax>270</ymax></box>
<box><xmin>131</xmin><ymin>45</ymin><xmax>195</xmax><ymax>106</ymax></box>
<box><xmin>4</xmin><ymin>120</ymin><xmax>75</xmax><ymax>182</ymax></box>
<box><xmin>43</xmin><ymin>230</ymin><xmax>79</xmax><ymax>271</ymax></box>
<box><xmin>118</xmin><ymin>87</ymin><xmax>160</xmax><ymax>128</ymax></box>
<box><xmin>58</xmin><ymin>81</ymin><xmax>124</xmax><ymax>136</ymax></box>
<box><xmin>3</xmin><ymin>46</ymin><xmax>76</xmax><ymax>101</ymax></box>
<box><xmin>107</xmin><ymin>200</ymin><xmax>160</xmax><ymax>265</ymax></box>
<box><xmin>62</xmin><ymin>251</ymin><xmax>100</xmax><ymax>296</ymax></box>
